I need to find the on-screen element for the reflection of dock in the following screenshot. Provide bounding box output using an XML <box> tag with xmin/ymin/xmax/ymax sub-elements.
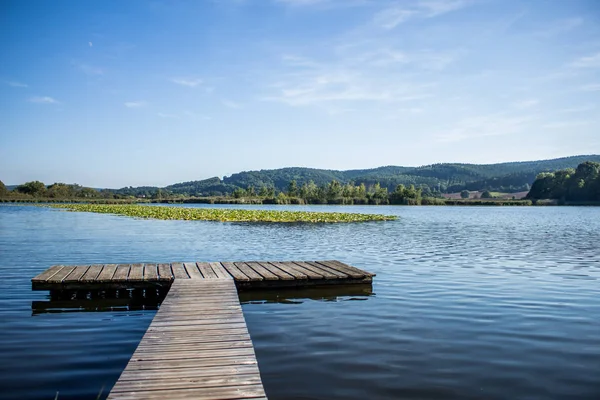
<box><xmin>31</xmin><ymin>260</ymin><xmax>375</xmax><ymax>400</ymax></box>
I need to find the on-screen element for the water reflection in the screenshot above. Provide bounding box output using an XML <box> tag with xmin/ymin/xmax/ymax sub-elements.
<box><xmin>31</xmin><ymin>283</ymin><xmax>373</xmax><ymax>314</ymax></box>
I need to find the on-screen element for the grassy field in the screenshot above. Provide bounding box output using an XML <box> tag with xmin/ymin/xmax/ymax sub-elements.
<box><xmin>45</xmin><ymin>204</ymin><xmax>397</xmax><ymax>223</ymax></box>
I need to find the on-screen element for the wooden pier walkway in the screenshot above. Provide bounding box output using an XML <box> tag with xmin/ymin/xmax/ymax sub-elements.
<box><xmin>32</xmin><ymin>260</ymin><xmax>375</xmax><ymax>399</ymax></box>
<box><xmin>107</xmin><ymin>278</ymin><xmax>266</xmax><ymax>400</ymax></box>
<box><xmin>32</xmin><ymin>260</ymin><xmax>374</xmax><ymax>291</ymax></box>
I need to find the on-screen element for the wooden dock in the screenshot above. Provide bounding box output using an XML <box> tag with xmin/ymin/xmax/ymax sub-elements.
<box><xmin>32</xmin><ymin>260</ymin><xmax>375</xmax><ymax>399</ymax></box>
<box><xmin>32</xmin><ymin>260</ymin><xmax>374</xmax><ymax>291</ymax></box>
<box><xmin>107</xmin><ymin>278</ymin><xmax>266</xmax><ymax>399</ymax></box>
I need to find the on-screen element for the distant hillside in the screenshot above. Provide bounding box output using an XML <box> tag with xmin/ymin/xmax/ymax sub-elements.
<box><xmin>118</xmin><ymin>154</ymin><xmax>600</xmax><ymax>197</ymax></box>
<box><xmin>6</xmin><ymin>155</ymin><xmax>600</xmax><ymax>199</ymax></box>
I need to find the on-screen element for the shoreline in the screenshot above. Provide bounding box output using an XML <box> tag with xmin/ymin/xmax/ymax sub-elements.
<box><xmin>2</xmin><ymin>197</ymin><xmax>599</xmax><ymax>206</ymax></box>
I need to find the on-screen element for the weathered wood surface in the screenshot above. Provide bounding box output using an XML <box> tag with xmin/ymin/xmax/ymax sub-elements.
<box><xmin>107</xmin><ymin>278</ymin><xmax>267</xmax><ymax>400</ymax></box>
<box><xmin>32</xmin><ymin>261</ymin><xmax>374</xmax><ymax>290</ymax></box>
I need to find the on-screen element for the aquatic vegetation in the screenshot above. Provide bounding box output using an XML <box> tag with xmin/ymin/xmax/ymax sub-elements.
<box><xmin>45</xmin><ymin>204</ymin><xmax>397</xmax><ymax>223</ymax></box>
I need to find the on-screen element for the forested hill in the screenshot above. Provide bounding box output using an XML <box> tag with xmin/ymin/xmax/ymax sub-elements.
<box><xmin>147</xmin><ymin>155</ymin><xmax>600</xmax><ymax>197</ymax></box>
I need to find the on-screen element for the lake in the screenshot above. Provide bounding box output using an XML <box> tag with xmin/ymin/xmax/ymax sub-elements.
<box><xmin>0</xmin><ymin>204</ymin><xmax>599</xmax><ymax>400</ymax></box>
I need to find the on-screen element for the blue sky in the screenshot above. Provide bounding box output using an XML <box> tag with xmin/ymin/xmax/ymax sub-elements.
<box><xmin>1</xmin><ymin>0</ymin><xmax>599</xmax><ymax>187</ymax></box>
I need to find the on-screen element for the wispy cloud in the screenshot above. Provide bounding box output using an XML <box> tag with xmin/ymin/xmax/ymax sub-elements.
<box><xmin>183</xmin><ymin>111</ymin><xmax>212</xmax><ymax>120</ymax></box>
<box><xmin>274</xmin><ymin>0</ymin><xmax>367</xmax><ymax>8</ymax></box>
<box><xmin>7</xmin><ymin>81</ymin><xmax>28</xmax><ymax>88</ymax></box>
<box><xmin>29</xmin><ymin>96</ymin><xmax>59</xmax><ymax>104</ymax></box>
<box><xmin>124</xmin><ymin>101</ymin><xmax>147</xmax><ymax>108</ymax></box>
<box><xmin>79</xmin><ymin>63</ymin><xmax>104</xmax><ymax>75</ymax></box>
<box><xmin>221</xmin><ymin>99</ymin><xmax>243</xmax><ymax>109</ymax></box>
<box><xmin>434</xmin><ymin>114</ymin><xmax>534</xmax><ymax>143</ymax></box>
<box><xmin>542</xmin><ymin>120</ymin><xmax>592</xmax><ymax>129</ymax></box>
<box><xmin>569</xmin><ymin>52</ymin><xmax>600</xmax><ymax>68</ymax></box>
<box><xmin>373</xmin><ymin>0</ymin><xmax>472</xmax><ymax>29</ymax></box>
<box><xmin>262</xmin><ymin>49</ymin><xmax>440</xmax><ymax>108</ymax></box>
<box><xmin>373</xmin><ymin>8</ymin><xmax>417</xmax><ymax>29</ymax></box>
<box><xmin>580</xmin><ymin>83</ymin><xmax>600</xmax><ymax>92</ymax></box>
<box><xmin>534</xmin><ymin>17</ymin><xmax>583</xmax><ymax>38</ymax></box>
<box><xmin>560</xmin><ymin>105</ymin><xmax>595</xmax><ymax>113</ymax></box>
<box><xmin>419</xmin><ymin>0</ymin><xmax>471</xmax><ymax>17</ymax></box>
<box><xmin>171</xmin><ymin>77</ymin><xmax>203</xmax><ymax>87</ymax></box>
<box><xmin>157</xmin><ymin>112</ymin><xmax>179</xmax><ymax>119</ymax></box>
<box><xmin>514</xmin><ymin>99</ymin><xmax>539</xmax><ymax>109</ymax></box>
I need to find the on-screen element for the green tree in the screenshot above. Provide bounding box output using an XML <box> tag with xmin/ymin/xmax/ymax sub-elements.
<box><xmin>481</xmin><ymin>190</ymin><xmax>492</xmax><ymax>199</ymax></box>
<box><xmin>0</xmin><ymin>180</ymin><xmax>8</xmax><ymax>197</ymax></box>
<box><xmin>326</xmin><ymin>180</ymin><xmax>342</xmax><ymax>200</ymax></box>
<box><xmin>258</xmin><ymin>185</ymin><xmax>269</xmax><ymax>197</ymax></box>
<box><xmin>245</xmin><ymin>185</ymin><xmax>256</xmax><ymax>197</ymax></box>
<box><xmin>460</xmin><ymin>190</ymin><xmax>470</xmax><ymax>199</ymax></box>
<box><xmin>287</xmin><ymin>180</ymin><xmax>298</xmax><ymax>197</ymax></box>
<box><xmin>16</xmin><ymin>181</ymin><xmax>47</xmax><ymax>197</ymax></box>
<box><xmin>47</xmin><ymin>183</ymin><xmax>74</xmax><ymax>198</ymax></box>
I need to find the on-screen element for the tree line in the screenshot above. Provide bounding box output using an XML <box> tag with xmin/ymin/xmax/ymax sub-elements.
<box><xmin>526</xmin><ymin>161</ymin><xmax>600</xmax><ymax>202</ymax></box>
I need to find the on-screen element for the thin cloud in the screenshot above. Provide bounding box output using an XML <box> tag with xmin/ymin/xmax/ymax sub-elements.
<box><xmin>580</xmin><ymin>83</ymin><xmax>600</xmax><ymax>92</ymax></box>
<box><xmin>569</xmin><ymin>52</ymin><xmax>600</xmax><ymax>68</ymax></box>
<box><xmin>534</xmin><ymin>17</ymin><xmax>583</xmax><ymax>38</ymax></box>
<box><xmin>373</xmin><ymin>8</ymin><xmax>417</xmax><ymax>29</ymax></box>
<box><xmin>7</xmin><ymin>81</ymin><xmax>28</xmax><ymax>88</ymax></box>
<box><xmin>419</xmin><ymin>0</ymin><xmax>471</xmax><ymax>17</ymax></box>
<box><xmin>171</xmin><ymin>77</ymin><xmax>203</xmax><ymax>87</ymax></box>
<box><xmin>79</xmin><ymin>63</ymin><xmax>104</xmax><ymax>75</ymax></box>
<box><xmin>274</xmin><ymin>0</ymin><xmax>367</xmax><ymax>8</ymax></box>
<box><xmin>222</xmin><ymin>99</ymin><xmax>243</xmax><ymax>109</ymax></box>
<box><xmin>514</xmin><ymin>99</ymin><xmax>539</xmax><ymax>109</ymax></box>
<box><xmin>543</xmin><ymin>120</ymin><xmax>591</xmax><ymax>129</ymax></box>
<box><xmin>29</xmin><ymin>96</ymin><xmax>59</xmax><ymax>104</ymax></box>
<box><xmin>373</xmin><ymin>0</ymin><xmax>472</xmax><ymax>29</ymax></box>
<box><xmin>157</xmin><ymin>112</ymin><xmax>180</xmax><ymax>119</ymax></box>
<box><xmin>124</xmin><ymin>101</ymin><xmax>147</xmax><ymax>108</ymax></box>
<box><xmin>560</xmin><ymin>105</ymin><xmax>595</xmax><ymax>113</ymax></box>
<box><xmin>434</xmin><ymin>114</ymin><xmax>534</xmax><ymax>143</ymax></box>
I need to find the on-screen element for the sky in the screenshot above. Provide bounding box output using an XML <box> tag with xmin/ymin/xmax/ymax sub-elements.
<box><xmin>1</xmin><ymin>0</ymin><xmax>599</xmax><ymax>188</ymax></box>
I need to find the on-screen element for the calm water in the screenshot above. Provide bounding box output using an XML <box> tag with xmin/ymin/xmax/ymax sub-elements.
<box><xmin>0</xmin><ymin>204</ymin><xmax>599</xmax><ymax>400</ymax></box>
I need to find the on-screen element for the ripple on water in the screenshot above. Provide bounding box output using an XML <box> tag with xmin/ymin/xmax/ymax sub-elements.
<box><xmin>0</xmin><ymin>205</ymin><xmax>600</xmax><ymax>399</ymax></box>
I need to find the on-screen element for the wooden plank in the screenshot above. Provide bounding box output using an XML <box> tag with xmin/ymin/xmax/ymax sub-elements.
<box><xmin>268</xmin><ymin>261</ymin><xmax>308</xmax><ymax>280</ymax></box>
<box><xmin>46</xmin><ymin>266</ymin><xmax>76</xmax><ymax>283</ymax></box>
<box><xmin>316</xmin><ymin>260</ymin><xmax>365</xmax><ymax>278</ymax></box>
<box><xmin>304</xmin><ymin>261</ymin><xmax>349</xmax><ymax>278</ymax></box>
<box><xmin>286</xmin><ymin>261</ymin><xmax>326</xmax><ymax>279</ymax></box>
<box><xmin>183</xmin><ymin>262</ymin><xmax>203</xmax><ymax>279</ymax></box>
<box><xmin>116</xmin><ymin>364</ymin><xmax>260</xmax><ymax>381</ymax></box>
<box><xmin>96</xmin><ymin>264</ymin><xmax>118</xmax><ymax>282</ymax></box>
<box><xmin>233</xmin><ymin>262</ymin><xmax>263</xmax><ymax>281</ymax></box>
<box><xmin>128</xmin><ymin>263</ymin><xmax>144</xmax><ymax>282</ymax></box>
<box><xmin>208</xmin><ymin>262</ymin><xmax>232</xmax><ymax>279</ymax></box>
<box><xmin>32</xmin><ymin>265</ymin><xmax>63</xmax><ymax>282</ymax></box>
<box><xmin>220</xmin><ymin>262</ymin><xmax>250</xmax><ymax>281</ymax></box>
<box><xmin>245</xmin><ymin>262</ymin><xmax>279</xmax><ymax>280</ymax></box>
<box><xmin>293</xmin><ymin>261</ymin><xmax>336</xmax><ymax>279</ymax></box>
<box><xmin>112</xmin><ymin>264</ymin><xmax>131</xmax><ymax>282</ymax></box>
<box><xmin>80</xmin><ymin>265</ymin><xmax>103</xmax><ymax>282</ymax></box>
<box><xmin>327</xmin><ymin>259</ymin><xmax>375</xmax><ymax>277</ymax></box>
<box><xmin>136</xmin><ymin>340</ymin><xmax>253</xmax><ymax>352</ymax></box>
<box><xmin>110</xmin><ymin>373</ymin><xmax>263</xmax><ymax>392</ymax></box>
<box><xmin>171</xmin><ymin>262</ymin><xmax>189</xmax><ymax>279</ymax></box>
<box><xmin>157</xmin><ymin>263</ymin><xmax>174</xmax><ymax>282</ymax></box>
<box><xmin>197</xmin><ymin>262</ymin><xmax>219</xmax><ymax>279</ymax></box>
<box><xmin>109</xmin><ymin>384</ymin><xmax>266</xmax><ymax>399</ymax></box>
<box><xmin>64</xmin><ymin>265</ymin><xmax>90</xmax><ymax>281</ymax></box>
<box><xmin>143</xmin><ymin>264</ymin><xmax>158</xmax><ymax>281</ymax></box>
